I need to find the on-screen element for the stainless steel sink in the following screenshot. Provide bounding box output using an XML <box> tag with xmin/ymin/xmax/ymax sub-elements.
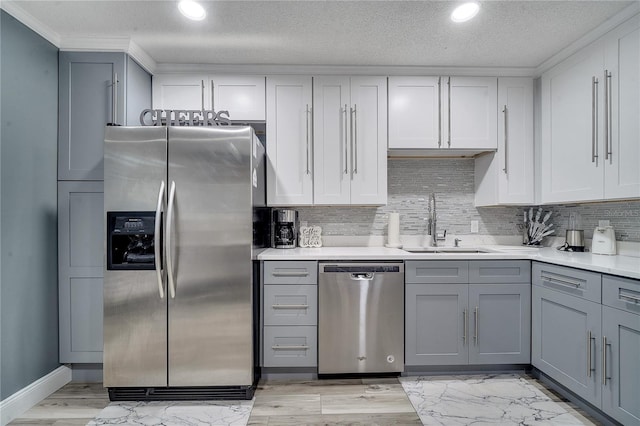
<box><xmin>403</xmin><ymin>248</ymin><xmax>492</xmax><ymax>254</ymax></box>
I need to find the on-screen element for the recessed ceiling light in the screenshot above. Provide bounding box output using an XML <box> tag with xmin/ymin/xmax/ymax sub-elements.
<box><xmin>451</xmin><ymin>2</ymin><xmax>480</xmax><ymax>23</ymax></box>
<box><xmin>178</xmin><ymin>0</ymin><xmax>206</xmax><ymax>21</ymax></box>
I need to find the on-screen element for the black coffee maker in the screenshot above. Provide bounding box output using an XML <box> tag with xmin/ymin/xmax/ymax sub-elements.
<box><xmin>272</xmin><ymin>209</ymin><xmax>298</xmax><ymax>248</ymax></box>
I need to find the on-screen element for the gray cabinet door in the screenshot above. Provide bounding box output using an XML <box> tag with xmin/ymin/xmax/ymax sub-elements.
<box><xmin>58</xmin><ymin>181</ymin><xmax>104</xmax><ymax>363</ymax></box>
<box><xmin>602</xmin><ymin>306</ymin><xmax>640</xmax><ymax>425</ymax></box>
<box><xmin>468</xmin><ymin>284</ymin><xmax>531</xmax><ymax>364</ymax></box>
<box><xmin>264</xmin><ymin>285</ymin><xmax>318</xmax><ymax>326</ymax></box>
<box><xmin>263</xmin><ymin>326</ymin><xmax>317</xmax><ymax>367</ymax></box>
<box><xmin>406</xmin><ymin>284</ymin><xmax>469</xmax><ymax>365</ymax></box>
<box><xmin>59</xmin><ymin>52</ymin><xmax>125</xmax><ymax>180</ymax></box>
<box><xmin>532</xmin><ymin>286</ymin><xmax>602</xmax><ymax>407</ymax></box>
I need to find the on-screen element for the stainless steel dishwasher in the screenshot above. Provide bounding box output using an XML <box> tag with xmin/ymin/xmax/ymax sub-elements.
<box><xmin>318</xmin><ymin>262</ymin><xmax>404</xmax><ymax>375</ymax></box>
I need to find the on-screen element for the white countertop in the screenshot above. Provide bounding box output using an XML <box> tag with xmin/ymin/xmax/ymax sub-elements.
<box><xmin>258</xmin><ymin>246</ymin><xmax>640</xmax><ymax>280</ymax></box>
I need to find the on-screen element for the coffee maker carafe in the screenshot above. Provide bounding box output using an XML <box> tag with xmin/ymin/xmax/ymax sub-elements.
<box><xmin>272</xmin><ymin>209</ymin><xmax>298</xmax><ymax>248</ymax></box>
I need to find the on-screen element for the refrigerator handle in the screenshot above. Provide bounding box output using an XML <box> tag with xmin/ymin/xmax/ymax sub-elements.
<box><xmin>154</xmin><ymin>181</ymin><xmax>165</xmax><ymax>299</ymax></box>
<box><xmin>166</xmin><ymin>181</ymin><xmax>177</xmax><ymax>299</ymax></box>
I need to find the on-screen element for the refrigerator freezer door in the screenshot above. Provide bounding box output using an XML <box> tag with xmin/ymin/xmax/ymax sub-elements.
<box><xmin>103</xmin><ymin>126</ymin><xmax>168</xmax><ymax>387</ymax></box>
<box><xmin>167</xmin><ymin>126</ymin><xmax>254</xmax><ymax>386</ymax></box>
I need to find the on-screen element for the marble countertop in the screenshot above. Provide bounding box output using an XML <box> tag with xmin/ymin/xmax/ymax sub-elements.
<box><xmin>258</xmin><ymin>246</ymin><xmax>640</xmax><ymax>280</ymax></box>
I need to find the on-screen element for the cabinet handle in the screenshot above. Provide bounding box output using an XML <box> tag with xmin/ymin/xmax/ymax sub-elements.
<box><xmin>587</xmin><ymin>331</ymin><xmax>595</xmax><ymax>377</ymax></box>
<box><xmin>502</xmin><ymin>105</ymin><xmax>508</xmax><ymax>174</ymax></box>
<box><xmin>540</xmin><ymin>274</ymin><xmax>582</xmax><ymax>289</ymax></box>
<box><xmin>110</xmin><ymin>72</ymin><xmax>119</xmax><ymax>125</ymax></box>
<box><xmin>438</xmin><ymin>77</ymin><xmax>442</xmax><ymax>148</ymax></box>
<box><xmin>201</xmin><ymin>80</ymin><xmax>205</xmax><ymax>111</ymax></box>
<box><xmin>272</xmin><ymin>304</ymin><xmax>309</xmax><ymax>310</ymax></box>
<box><xmin>305</xmin><ymin>104</ymin><xmax>311</xmax><ymax>175</ymax></box>
<box><xmin>154</xmin><ymin>181</ymin><xmax>166</xmax><ymax>299</ymax></box>
<box><xmin>353</xmin><ymin>104</ymin><xmax>358</xmax><ymax>174</ymax></box>
<box><xmin>211</xmin><ymin>80</ymin><xmax>216</xmax><ymax>111</ymax></box>
<box><xmin>474</xmin><ymin>306</ymin><xmax>479</xmax><ymax>345</ymax></box>
<box><xmin>592</xmin><ymin>76</ymin><xmax>599</xmax><ymax>164</ymax></box>
<box><xmin>463</xmin><ymin>309</ymin><xmax>467</xmax><ymax>344</ymax></box>
<box><xmin>619</xmin><ymin>292</ymin><xmax>640</xmax><ymax>304</ymax></box>
<box><xmin>272</xmin><ymin>271</ymin><xmax>309</xmax><ymax>277</ymax></box>
<box><xmin>166</xmin><ymin>181</ymin><xmax>177</xmax><ymax>299</ymax></box>
<box><xmin>350</xmin><ymin>106</ymin><xmax>355</xmax><ymax>175</ymax></box>
<box><xmin>272</xmin><ymin>345</ymin><xmax>309</xmax><ymax>350</ymax></box>
<box><xmin>447</xmin><ymin>77</ymin><xmax>451</xmax><ymax>148</ymax></box>
<box><xmin>602</xmin><ymin>336</ymin><xmax>611</xmax><ymax>385</ymax></box>
<box><xmin>344</xmin><ymin>104</ymin><xmax>348</xmax><ymax>174</ymax></box>
<box><xmin>605</xmin><ymin>70</ymin><xmax>612</xmax><ymax>162</ymax></box>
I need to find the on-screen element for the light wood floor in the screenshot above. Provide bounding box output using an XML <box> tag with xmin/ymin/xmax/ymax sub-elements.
<box><xmin>9</xmin><ymin>375</ymin><xmax>599</xmax><ymax>425</ymax></box>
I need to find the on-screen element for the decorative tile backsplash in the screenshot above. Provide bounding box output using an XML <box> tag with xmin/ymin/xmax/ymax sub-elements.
<box><xmin>296</xmin><ymin>158</ymin><xmax>640</xmax><ymax>242</ymax></box>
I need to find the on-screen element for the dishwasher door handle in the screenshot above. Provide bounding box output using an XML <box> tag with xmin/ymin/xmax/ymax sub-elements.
<box><xmin>350</xmin><ymin>273</ymin><xmax>374</xmax><ymax>281</ymax></box>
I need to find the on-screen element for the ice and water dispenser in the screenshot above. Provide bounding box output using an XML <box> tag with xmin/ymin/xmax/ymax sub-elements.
<box><xmin>107</xmin><ymin>212</ymin><xmax>158</xmax><ymax>270</ymax></box>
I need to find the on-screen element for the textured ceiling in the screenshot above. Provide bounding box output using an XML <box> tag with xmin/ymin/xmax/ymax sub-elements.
<box><xmin>7</xmin><ymin>1</ymin><xmax>635</xmax><ymax>67</ymax></box>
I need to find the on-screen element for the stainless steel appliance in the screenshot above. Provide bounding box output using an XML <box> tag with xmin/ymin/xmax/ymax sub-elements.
<box><xmin>103</xmin><ymin>126</ymin><xmax>267</xmax><ymax>400</ymax></box>
<box><xmin>272</xmin><ymin>209</ymin><xmax>298</xmax><ymax>248</ymax></box>
<box><xmin>318</xmin><ymin>262</ymin><xmax>404</xmax><ymax>375</ymax></box>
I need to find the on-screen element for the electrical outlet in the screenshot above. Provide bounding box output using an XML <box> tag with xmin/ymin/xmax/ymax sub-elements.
<box><xmin>470</xmin><ymin>220</ymin><xmax>479</xmax><ymax>233</ymax></box>
<box><xmin>598</xmin><ymin>220</ymin><xmax>610</xmax><ymax>227</ymax></box>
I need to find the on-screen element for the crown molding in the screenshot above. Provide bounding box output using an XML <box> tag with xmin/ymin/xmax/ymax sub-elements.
<box><xmin>534</xmin><ymin>3</ymin><xmax>640</xmax><ymax>77</ymax></box>
<box><xmin>127</xmin><ymin>40</ymin><xmax>157</xmax><ymax>74</ymax></box>
<box><xmin>1</xmin><ymin>0</ymin><xmax>61</xmax><ymax>46</ymax></box>
<box><xmin>153</xmin><ymin>63</ymin><xmax>537</xmax><ymax>77</ymax></box>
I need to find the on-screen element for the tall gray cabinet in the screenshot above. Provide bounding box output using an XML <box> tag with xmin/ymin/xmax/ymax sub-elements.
<box><xmin>58</xmin><ymin>52</ymin><xmax>151</xmax><ymax>363</ymax></box>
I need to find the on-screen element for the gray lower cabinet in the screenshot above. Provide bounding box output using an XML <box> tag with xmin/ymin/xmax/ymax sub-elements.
<box><xmin>601</xmin><ymin>275</ymin><xmax>640</xmax><ymax>426</ymax></box>
<box><xmin>532</xmin><ymin>285</ymin><xmax>602</xmax><ymax>407</ymax></box>
<box><xmin>58</xmin><ymin>52</ymin><xmax>151</xmax><ymax>180</ymax></box>
<box><xmin>262</xmin><ymin>261</ymin><xmax>318</xmax><ymax>368</ymax></box>
<box><xmin>58</xmin><ymin>181</ymin><xmax>104</xmax><ymax>363</ymax></box>
<box><xmin>406</xmin><ymin>260</ymin><xmax>531</xmax><ymax>367</ymax></box>
<box><xmin>406</xmin><ymin>283</ymin><xmax>468</xmax><ymax>365</ymax></box>
<box><xmin>533</xmin><ymin>261</ymin><xmax>640</xmax><ymax>423</ymax></box>
<box><xmin>468</xmin><ymin>283</ymin><xmax>531</xmax><ymax>364</ymax></box>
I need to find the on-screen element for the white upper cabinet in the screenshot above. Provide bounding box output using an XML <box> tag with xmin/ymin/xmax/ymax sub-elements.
<box><xmin>541</xmin><ymin>14</ymin><xmax>639</xmax><ymax>203</ymax></box>
<box><xmin>388</xmin><ymin>77</ymin><xmax>441</xmax><ymax>149</ymax></box>
<box><xmin>541</xmin><ymin>43</ymin><xmax>606</xmax><ymax>203</ymax></box>
<box><xmin>446</xmin><ymin>77</ymin><xmax>498</xmax><ymax>150</ymax></box>
<box><xmin>388</xmin><ymin>76</ymin><xmax>497</xmax><ymax>151</ymax></box>
<box><xmin>313</xmin><ymin>76</ymin><xmax>387</xmax><ymax>205</ymax></box>
<box><xmin>604</xmin><ymin>15</ymin><xmax>640</xmax><ymax>199</ymax></box>
<box><xmin>266</xmin><ymin>76</ymin><xmax>313</xmax><ymax>206</ymax></box>
<box><xmin>152</xmin><ymin>74</ymin><xmax>265</xmax><ymax>121</ymax></box>
<box><xmin>475</xmin><ymin>77</ymin><xmax>534</xmax><ymax>206</ymax></box>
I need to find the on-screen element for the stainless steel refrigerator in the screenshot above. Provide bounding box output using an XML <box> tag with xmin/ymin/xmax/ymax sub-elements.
<box><xmin>103</xmin><ymin>126</ymin><xmax>267</xmax><ymax>400</ymax></box>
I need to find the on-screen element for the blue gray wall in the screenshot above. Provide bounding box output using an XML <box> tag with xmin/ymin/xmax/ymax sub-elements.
<box><xmin>1</xmin><ymin>10</ymin><xmax>60</xmax><ymax>400</ymax></box>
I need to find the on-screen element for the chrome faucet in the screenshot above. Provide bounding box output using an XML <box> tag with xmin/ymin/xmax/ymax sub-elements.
<box><xmin>427</xmin><ymin>193</ymin><xmax>446</xmax><ymax>246</ymax></box>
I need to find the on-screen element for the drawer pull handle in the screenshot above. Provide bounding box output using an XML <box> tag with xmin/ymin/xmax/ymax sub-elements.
<box><xmin>619</xmin><ymin>292</ymin><xmax>640</xmax><ymax>304</ymax></box>
<box><xmin>272</xmin><ymin>345</ymin><xmax>309</xmax><ymax>350</ymax></box>
<box><xmin>272</xmin><ymin>271</ymin><xmax>310</xmax><ymax>277</ymax></box>
<box><xmin>272</xmin><ymin>304</ymin><xmax>309</xmax><ymax>309</ymax></box>
<box><xmin>540</xmin><ymin>274</ymin><xmax>581</xmax><ymax>289</ymax></box>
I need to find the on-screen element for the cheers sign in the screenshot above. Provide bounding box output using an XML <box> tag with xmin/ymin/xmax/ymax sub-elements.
<box><xmin>139</xmin><ymin>109</ymin><xmax>231</xmax><ymax>126</ymax></box>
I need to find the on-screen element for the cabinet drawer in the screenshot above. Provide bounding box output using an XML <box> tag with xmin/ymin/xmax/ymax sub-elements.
<box><xmin>469</xmin><ymin>260</ymin><xmax>531</xmax><ymax>283</ymax></box>
<box><xmin>603</xmin><ymin>275</ymin><xmax>640</xmax><ymax>315</ymax></box>
<box><xmin>264</xmin><ymin>261</ymin><xmax>318</xmax><ymax>285</ymax></box>
<box><xmin>263</xmin><ymin>326</ymin><xmax>317</xmax><ymax>367</ymax></box>
<box><xmin>533</xmin><ymin>262</ymin><xmax>601</xmax><ymax>303</ymax></box>
<box><xmin>264</xmin><ymin>285</ymin><xmax>317</xmax><ymax>326</ymax></box>
<box><xmin>406</xmin><ymin>261</ymin><xmax>468</xmax><ymax>284</ymax></box>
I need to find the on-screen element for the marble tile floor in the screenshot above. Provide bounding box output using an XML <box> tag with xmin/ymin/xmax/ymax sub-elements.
<box><xmin>8</xmin><ymin>375</ymin><xmax>599</xmax><ymax>425</ymax></box>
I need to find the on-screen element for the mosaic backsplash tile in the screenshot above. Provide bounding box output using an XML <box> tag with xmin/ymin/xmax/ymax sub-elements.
<box><xmin>294</xmin><ymin>158</ymin><xmax>640</xmax><ymax>242</ymax></box>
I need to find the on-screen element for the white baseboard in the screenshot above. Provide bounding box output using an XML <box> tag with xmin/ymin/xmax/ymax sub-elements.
<box><xmin>0</xmin><ymin>365</ymin><xmax>72</xmax><ymax>426</ymax></box>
